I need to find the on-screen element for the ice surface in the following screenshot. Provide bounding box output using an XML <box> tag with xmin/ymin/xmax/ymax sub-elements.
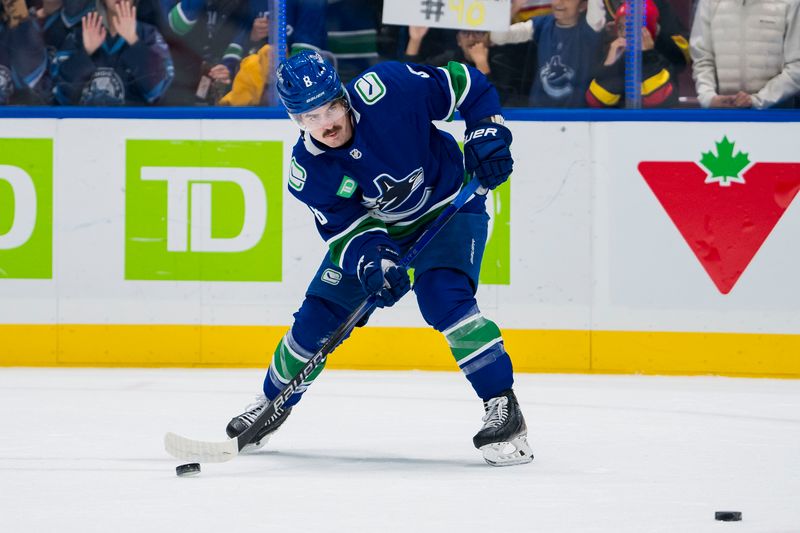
<box><xmin>1</xmin><ymin>368</ymin><xmax>799</xmax><ymax>533</ymax></box>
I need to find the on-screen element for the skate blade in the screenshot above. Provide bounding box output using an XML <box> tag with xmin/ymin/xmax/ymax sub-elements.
<box><xmin>239</xmin><ymin>435</ymin><xmax>270</xmax><ymax>454</ymax></box>
<box><xmin>480</xmin><ymin>435</ymin><xmax>533</xmax><ymax>467</ymax></box>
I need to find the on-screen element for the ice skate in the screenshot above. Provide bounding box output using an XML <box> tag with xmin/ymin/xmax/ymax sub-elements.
<box><xmin>473</xmin><ymin>389</ymin><xmax>533</xmax><ymax>466</ymax></box>
<box><xmin>226</xmin><ymin>394</ymin><xmax>292</xmax><ymax>452</ymax></box>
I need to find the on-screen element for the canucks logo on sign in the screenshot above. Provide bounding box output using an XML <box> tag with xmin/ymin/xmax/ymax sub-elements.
<box><xmin>361</xmin><ymin>167</ymin><xmax>431</xmax><ymax>222</ymax></box>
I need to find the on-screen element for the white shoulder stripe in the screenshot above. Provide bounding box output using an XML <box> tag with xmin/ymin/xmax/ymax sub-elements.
<box><xmin>437</xmin><ymin>66</ymin><xmax>456</xmax><ymax>121</ymax></box>
<box><xmin>455</xmin><ymin>64</ymin><xmax>471</xmax><ymax>110</ymax></box>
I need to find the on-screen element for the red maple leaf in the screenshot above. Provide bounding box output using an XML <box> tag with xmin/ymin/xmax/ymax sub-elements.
<box><xmin>639</xmin><ymin>159</ymin><xmax>800</xmax><ymax>294</ymax></box>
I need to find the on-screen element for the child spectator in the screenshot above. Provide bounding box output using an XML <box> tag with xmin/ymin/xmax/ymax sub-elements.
<box><xmin>1</xmin><ymin>0</ymin><xmax>50</xmax><ymax>104</ymax></box>
<box><xmin>404</xmin><ymin>27</ymin><xmax>527</xmax><ymax>106</ymax></box>
<box><xmin>52</xmin><ymin>0</ymin><xmax>174</xmax><ymax>105</ymax></box>
<box><xmin>586</xmin><ymin>0</ymin><xmax>677</xmax><ymax>107</ymax></box>
<box><xmin>601</xmin><ymin>0</ymin><xmax>690</xmax><ymax>78</ymax></box>
<box><xmin>491</xmin><ymin>0</ymin><xmax>605</xmax><ymax>107</ymax></box>
<box><xmin>690</xmin><ymin>0</ymin><xmax>800</xmax><ymax>109</ymax></box>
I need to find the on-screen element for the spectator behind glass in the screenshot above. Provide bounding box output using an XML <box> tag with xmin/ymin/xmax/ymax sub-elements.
<box><xmin>244</xmin><ymin>0</ymin><xmax>327</xmax><ymax>59</ymax></box>
<box><xmin>404</xmin><ymin>27</ymin><xmax>526</xmax><ymax>107</ymax></box>
<box><xmin>158</xmin><ymin>0</ymin><xmax>250</xmax><ymax>104</ymax></box>
<box><xmin>327</xmin><ymin>0</ymin><xmax>379</xmax><ymax>83</ymax></box>
<box><xmin>52</xmin><ymin>0</ymin><xmax>174</xmax><ymax>105</ymax></box>
<box><xmin>491</xmin><ymin>0</ymin><xmax>605</xmax><ymax>107</ymax></box>
<box><xmin>1</xmin><ymin>0</ymin><xmax>50</xmax><ymax>104</ymax></box>
<box><xmin>601</xmin><ymin>0</ymin><xmax>690</xmax><ymax>81</ymax></box>
<box><xmin>690</xmin><ymin>0</ymin><xmax>800</xmax><ymax>109</ymax></box>
<box><xmin>586</xmin><ymin>0</ymin><xmax>677</xmax><ymax>108</ymax></box>
<box><xmin>218</xmin><ymin>43</ymin><xmax>270</xmax><ymax>106</ymax></box>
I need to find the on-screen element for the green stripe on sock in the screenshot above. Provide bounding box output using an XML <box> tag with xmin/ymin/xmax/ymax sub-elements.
<box><xmin>272</xmin><ymin>338</ymin><xmax>326</xmax><ymax>383</ymax></box>
<box><xmin>445</xmin><ymin>316</ymin><xmax>501</xmax><ymax>362</ymax></box>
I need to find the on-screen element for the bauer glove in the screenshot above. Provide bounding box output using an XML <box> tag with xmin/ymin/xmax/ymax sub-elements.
<box><xmin>357</xmin><ymin>246</ymin><xmax>411</xmax><ymax>308</ymax></box>
<box><xmin>463</xmin><ymin>121</ymin><xmax>514</xmax><ymax>191</ymax></box>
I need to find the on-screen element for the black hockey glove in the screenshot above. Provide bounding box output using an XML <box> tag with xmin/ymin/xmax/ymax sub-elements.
<box><xmin>357</xmin><ymin>246</ymin><xmax>410</xmax><ymax>308</ymax></box>
<box><xmin>463</xmin><ymin>122</ymin><xmax>514</xmax><ymax>191</ymax></box>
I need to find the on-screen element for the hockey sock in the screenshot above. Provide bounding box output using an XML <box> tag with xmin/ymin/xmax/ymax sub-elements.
<box><xmin>262</xmin><ymin>328</ymin><xmax>326</xmax><ymax>408</ymax></box>
<box><xmin>443</xmin><ymin>311</ymin><xmax>514</xmax><ymax>400</ymax></box>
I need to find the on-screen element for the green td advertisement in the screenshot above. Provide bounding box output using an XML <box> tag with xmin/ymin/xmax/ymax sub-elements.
<box><xmin>0</xmin><ymin>138</ymin><xmax>53</xmax><ymax>279</ymax></box>
<box><xmin>125</xmin><ymin>140</ymin><xmax>283</xmax><ymax>282</ymax></box>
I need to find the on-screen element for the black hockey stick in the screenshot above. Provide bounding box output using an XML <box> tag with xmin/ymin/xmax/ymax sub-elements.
<box><xmin>165</xmin><ymin>177</ymin><xmax>484</xmax><ymax>463</ymax></box>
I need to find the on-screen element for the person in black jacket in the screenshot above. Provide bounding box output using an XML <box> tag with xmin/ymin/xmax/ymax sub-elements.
<box><xmin>586</xmin><ymin>0</ymin><xmax>677</xmax><ymax>107</ymax></box>
<box><xmin>52</xmin><ymin>0</ymin><xmax>174</xmax><ymax>105</ymax></box>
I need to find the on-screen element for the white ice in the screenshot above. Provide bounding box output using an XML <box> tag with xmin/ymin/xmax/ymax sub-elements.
<box><xmin>1</xmin><ymin>368</ymin><xmax>799</xmax><ymax>533</ymax></box>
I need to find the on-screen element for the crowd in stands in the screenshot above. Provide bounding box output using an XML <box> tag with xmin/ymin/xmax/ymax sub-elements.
<box><xmin>0</xmin><ymin>0</ymin><xmax>798</xmax><ymax>108</ymax></box>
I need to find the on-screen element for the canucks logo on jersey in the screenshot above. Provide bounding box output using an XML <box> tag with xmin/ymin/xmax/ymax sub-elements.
<box><xmin>361</xmin><ymin>167</ymin><xmax>432</xmax><ymax>222</ymax></box>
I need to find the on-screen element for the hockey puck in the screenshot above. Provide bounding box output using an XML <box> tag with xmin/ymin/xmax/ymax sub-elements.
<box><xmin>715</xmin><ymin>511</ymin><xmax>742</xmax><ymax>521</ymax></box>
<box><xmin>175</xmin><ymin>463</ymin><xmax>201</xmax><ymax>477</ymax></box>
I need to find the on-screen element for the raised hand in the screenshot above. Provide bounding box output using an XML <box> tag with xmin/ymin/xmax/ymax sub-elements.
<box><xmin>641</xmin><ymin>27</ymin><xmax>654</xmax><ymax>51</ymax></box>
<box><xmin>250</xmin><ymin>16</ymin><xmax>268</xmax><ymax>42</ymax></box>
<box><xmin>604</xmin><ymin>36</ymin><xmax>626</xmax><ymax>65</ymax></box>
<box><xmin>113</xmin><ymin>0</ymin><xmax>139</xmax><ymax>45</ymax></box>
<box><xmin>405</xmin><ymin>26</ymin><xmax>429</xmax><ymax>56</ymax></box>
<box><xmin>82</xmin><ymin>11</ymin><xmax>107</xmax><ymax>55</ymax></box>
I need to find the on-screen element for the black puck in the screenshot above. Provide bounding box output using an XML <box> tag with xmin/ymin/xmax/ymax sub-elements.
<box><xmin>715</xmin><ymin>511</ymin><xmax>742</xmax><ymax>521</ymax></box>
<box><xmin>176</xmin><ymin>463</ymin><xmax>201</xmax><ymax>477</ymax></box>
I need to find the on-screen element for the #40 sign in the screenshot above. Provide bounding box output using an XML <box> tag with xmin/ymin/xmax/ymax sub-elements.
<box><xmin>382</xmin><ymin>0</ymin><xmax>511</xmax><ymax>32</ymax></box>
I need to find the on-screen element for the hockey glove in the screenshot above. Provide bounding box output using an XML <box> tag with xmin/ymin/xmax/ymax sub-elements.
<box><xmin>357</xmin><ymin>246</ymin><xmax>411</xmax><ymax>308</ymax></box>
<box><xmin>463</xmin><ymin>122</ymin><xmax>514</xmax><ymax>191</ymax></box>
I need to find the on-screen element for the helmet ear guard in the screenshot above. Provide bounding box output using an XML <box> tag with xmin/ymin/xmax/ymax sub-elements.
<box><xmin>276</xmin><ymin>50</ymin><xmax>345</xmax><ymax>116</ymax></box>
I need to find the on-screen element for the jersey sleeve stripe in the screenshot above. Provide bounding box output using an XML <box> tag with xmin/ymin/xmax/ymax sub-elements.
<box><xmin>437</xmin><ymin>66</ymin><xmax>457</xmax><ymax>121</ymax></box>
<box><xmin>454</xmin><ymin>63</ymin><xmax>472</xmax><ymax>110</ymax></box>
<box><xmin>439</xmin><ymin>62</ymin><xmax>471</xmax><ymax>119</ymax></box>
<box><xmin>328</xmin><ymin>218</ymin><xmax>389</xmax><ymax>267</ymax></box>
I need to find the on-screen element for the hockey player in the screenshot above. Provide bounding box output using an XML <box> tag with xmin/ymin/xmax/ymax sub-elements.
<box><xmin>226</xmin><ymin>50</ymin><xmax>533</xmax><ymax>467</ymax></box>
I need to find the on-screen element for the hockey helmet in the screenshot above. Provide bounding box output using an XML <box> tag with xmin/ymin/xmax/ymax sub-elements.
<box><xmin>615</xmin><ymin>0</ymin><xmax>660</xmax><ymax>39</ymax></box>
<box><xmin>276</xmin><ymin>50</ymin><xmax>345</xmax><ymax>115</ymax></box>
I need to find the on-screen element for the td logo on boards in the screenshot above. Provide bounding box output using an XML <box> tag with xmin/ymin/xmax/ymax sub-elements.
<box><xmin>0</xmin><ymin>138</ymin><xmax>53</xmax><ymax>279</ymax></box>
<box><xmin>125</xmin><ymin>140</ymin><xmax>283</xmax><ymax>281</ymax></box>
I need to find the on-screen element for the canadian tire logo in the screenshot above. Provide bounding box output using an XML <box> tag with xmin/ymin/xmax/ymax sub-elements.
<box><xmin>639</xmin><ymin>137</ymin><xmax>800</xmax><ymax>294</ymax></box>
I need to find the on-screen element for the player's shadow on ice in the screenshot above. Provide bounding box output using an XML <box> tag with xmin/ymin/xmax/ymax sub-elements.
<box><xmin>247</xmin><ymin>449</ymin><xmax>486</xmax><ymax>470</ymax></box>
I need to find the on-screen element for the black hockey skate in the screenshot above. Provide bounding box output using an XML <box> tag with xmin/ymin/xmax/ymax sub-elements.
<box><xmin>226</xmin><ymin>394</ymin><xmax>292</xmax><ymax>452</ymax></box>
<box><xmin>473</xmin><ymin>389</ymin><xmax>533</xmax><ymax>466</ymax></box>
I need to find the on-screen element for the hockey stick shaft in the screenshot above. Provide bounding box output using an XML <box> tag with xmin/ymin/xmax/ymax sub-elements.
<box><xmin>235</xmin><ymin>177</ymin><xmax>482</xmax><ymax>449</ymax></box>
<box><xmin>165</xmin><ymin>178</ymin><xmax>483</xmax><ymax>462</ymax></box>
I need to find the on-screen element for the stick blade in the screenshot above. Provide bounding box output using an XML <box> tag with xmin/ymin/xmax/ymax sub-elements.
<box><xmin>164</xmin><ymin>432</ymin><xmax>240</xmax><ymax>463</ymax></box>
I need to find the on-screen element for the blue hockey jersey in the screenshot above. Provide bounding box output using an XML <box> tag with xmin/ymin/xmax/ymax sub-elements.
<box><xmin>288</xmin><ymin>61</ymin><xmax>501</xmax><ymax>274</ymax></box>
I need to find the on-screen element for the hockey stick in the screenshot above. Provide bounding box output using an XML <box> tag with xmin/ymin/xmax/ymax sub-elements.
<box><xmin>165</xmin><ymin>177</ymin><xmax>484</xmax><ymax>463</ymax></box>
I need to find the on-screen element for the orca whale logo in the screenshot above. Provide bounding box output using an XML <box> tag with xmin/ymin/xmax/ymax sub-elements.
<box><xmin>362</xmin><ymin>167</ymin><xmax>430</xmax><ymax>221</ymax></box>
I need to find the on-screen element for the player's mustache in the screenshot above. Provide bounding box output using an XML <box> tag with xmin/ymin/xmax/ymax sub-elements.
<box><xmin>323</xmin><ymin>125</ymin><xmax>341</xmax><ymax>136</ymax></box>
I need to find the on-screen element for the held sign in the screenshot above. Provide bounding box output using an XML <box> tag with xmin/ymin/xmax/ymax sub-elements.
<box><xmin>382</xmin><ymin>0</ymin><xmax>512</xmax><ymax>32</ymax></box>
<box><xmin>0</xmin><ymin>138</ymin><xmax>53</xmax><ymax>279</ymax></box>
<box><xmin>125</xmin><ymin>140</ymin><xmax>283</xmax><ymax>282</ymax></box>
